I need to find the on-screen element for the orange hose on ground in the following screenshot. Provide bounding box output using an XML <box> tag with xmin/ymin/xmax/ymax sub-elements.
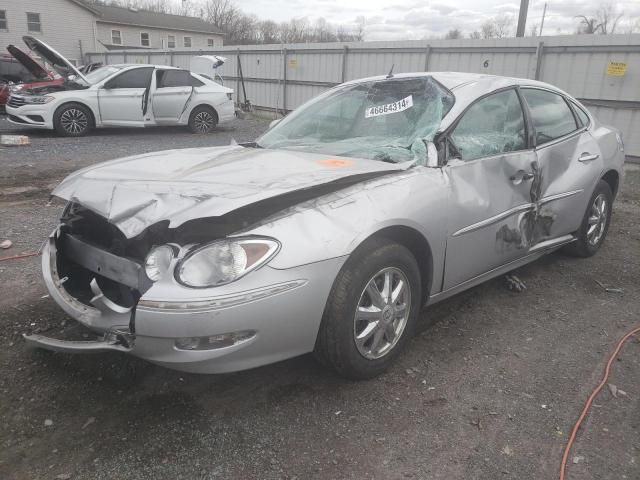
<box><xmin>559</xmin><ymin>325</ymin><xmax>640</xmax><ymax>480</ymax></box>
<box><xmin>0</xmin><ymin>252</ymin><xmax>39</xmax><ymax>262</ymax></box>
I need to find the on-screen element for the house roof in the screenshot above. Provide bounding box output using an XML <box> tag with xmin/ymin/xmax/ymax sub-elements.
<box><xmin>86</xmin><ymin>3</ymin><xmax>224</xmax><ymax>35</ymax></box>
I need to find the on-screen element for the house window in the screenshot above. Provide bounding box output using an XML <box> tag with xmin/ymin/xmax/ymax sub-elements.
<box><xmin>183</xmin><ymin>36</ymin><xmax>192</xmax><ymax>47</ymax></box>
<box><xmin>26</xmin><ymin>12</ymin><xmax>41</xmax><ymax>32</ymax></box>
<box><xmin>111</xmin><ymin>30</ymin><xmax>122</xmax><ymax>45</ymax></box>
<box><xmin>207</xmin><ymin>38</ymin><xmax>215</xmax><ymax>47</ymax></box>
<box><xmin>167</xmin><ymin>35</ymin><xmax>175</xmax><ymax>48</ymax></box>
<box><xmin>140</xmin><ymin>32</ymin><xmax>150</xmax><ymax>47</ymax></box>
<box><xmin>0</xmin><ymin>10</ymin><xmax>7</xmax><ymax>31</ymax></box>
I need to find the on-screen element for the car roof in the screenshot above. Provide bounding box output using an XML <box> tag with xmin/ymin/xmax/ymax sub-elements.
<box><xmin>343</xmin><ymin>71</ymin><xmax>562</xmax><ymax>94</ymax></box>
<box><xmin>341</xmin><ymin>71</ymin><xmax>574</xmax><ymax>131</ymax></box>
<box><xmin>107</xmin><ymin>64</ymin><xmax>180</xmax><ymax>70</ymax></box>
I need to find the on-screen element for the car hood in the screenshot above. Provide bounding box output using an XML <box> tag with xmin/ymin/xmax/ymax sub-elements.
<box><xmin>53</xmin><ymin>145</ymin><xmax>413</xmax><ymax>238</ymax></box>
<box><xmin>6</xmin><ymin>45</ymin><xmax>51</xmax><ymax>80</ymax></box>
<box><xmin>22</xmin><ymin>36</ymin><xmax>89</xmax><ymax>85</ymax></box>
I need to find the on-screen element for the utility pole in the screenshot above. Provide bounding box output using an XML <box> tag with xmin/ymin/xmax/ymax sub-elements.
<box><xmin>516</xmin><ymin>0</ymin><xmax>530</xmax><ymax>37</ymax></box>
<box><xmin>539</xmin><ymin>2</ymin><xmax>548</xmax><ymax>37</ymax></box>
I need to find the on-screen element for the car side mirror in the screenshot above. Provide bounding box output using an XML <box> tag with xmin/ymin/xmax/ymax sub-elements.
<box><xmin>269</xmin><ymin>118</ymin><xmax>282</xmax><ymax>129</ymax></box>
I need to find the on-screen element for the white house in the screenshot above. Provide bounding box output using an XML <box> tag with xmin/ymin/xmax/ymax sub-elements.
<box><xmin>0</xmin><ymin>0</ymin><xmax>224</xmax><ymax>65</ymax></box>
<box><xmin>91</xmin><ymin>3</ymin><xmax>224</xmax><ymax>51</ymax></box>
<box><xmin>0</xmin><ymin>0</ymin><xmax>99</xmax><ymax>65</ymax></box>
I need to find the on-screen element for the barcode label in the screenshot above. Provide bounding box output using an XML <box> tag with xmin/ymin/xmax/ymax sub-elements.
<box><xmin>365</xmin><ymin>95</ymin><xmax>414</xmax><ymax>118</ymax></box>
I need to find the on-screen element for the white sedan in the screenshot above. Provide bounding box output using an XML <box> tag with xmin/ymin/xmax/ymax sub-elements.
<box><xmin>6</xmin><ymin>36</ymin><xmax>234</xmax><ymax>136</ymax></box>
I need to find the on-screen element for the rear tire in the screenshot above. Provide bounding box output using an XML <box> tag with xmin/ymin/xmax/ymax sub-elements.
<box><xmin>314</xmin><ymin>237</ymin><xmax>422</xmax><ymax>379</ymax></box>
<box><xmin>562</xmin><ymin>179</ymin><xmax>613</xmax><ymax>257</ymax></box>
<box><xmin>188</xmin><ymin>106</ymin><xmax>218</xmax><ymax>134</ymax></box>
<box><xmin>53</xmin><ymin>103</ymin><xmax>92</xmax><ymax>137</ymax></box>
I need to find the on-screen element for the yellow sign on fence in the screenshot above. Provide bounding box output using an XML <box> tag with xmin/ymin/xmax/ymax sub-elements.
<box><xmin>606</xmin><ymin>61</ymin><xmax>627</xmax><ymax>76</ymax></box>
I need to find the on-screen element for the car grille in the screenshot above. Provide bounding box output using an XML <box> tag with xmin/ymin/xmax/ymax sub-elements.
<box><xmin>7</xmin><ymin>95</ymin><xmax>25</xmax><ymax>108</ymax></box>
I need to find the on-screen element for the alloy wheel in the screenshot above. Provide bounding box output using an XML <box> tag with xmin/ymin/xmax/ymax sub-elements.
<box><xmin>587</xmin><ymin>193</ymin><xmax>608</xmax><ymax>246</ymax></box>
<box><xmin>354</xmin><ymin>267</ymin><xmax>411</xmax><ymax>360</ymax></box>
<box><xmin>193</xmin><ymin>111</ymin><xmax>214</xmax><ymax>133</ymax></box>
<box><xmin>60</xmin><ymin>108</ymin><xmax>88</xmax><ymax>135</ymax></box>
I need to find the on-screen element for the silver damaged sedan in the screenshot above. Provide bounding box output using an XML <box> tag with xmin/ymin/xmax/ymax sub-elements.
<box><xmin>25</xmin><ymin>73</ymin><xmax>625</xmax><ymax>378</ymax></box>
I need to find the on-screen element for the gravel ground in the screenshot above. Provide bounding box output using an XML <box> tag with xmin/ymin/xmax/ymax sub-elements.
<box><xmin>0</xmin><ymin>113</ymin><xmax>271</xmax><ymax>196</ymax></box>
<box><xmin>0</xmin><ymin>117</ymin><xmax>639</xmax><ymax>480</ymax></box>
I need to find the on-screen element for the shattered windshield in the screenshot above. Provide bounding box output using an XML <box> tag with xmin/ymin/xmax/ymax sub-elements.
<box><xmin>257</xmin><ymin>76</ymin><xmax>454</xmax><ymax>165</ymax></box>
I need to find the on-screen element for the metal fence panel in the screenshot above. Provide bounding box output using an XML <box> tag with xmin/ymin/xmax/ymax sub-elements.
<box><xmin>84</xmin><ymin>34</ymin><xmax>640</xmax><ymax>157</ymax></box>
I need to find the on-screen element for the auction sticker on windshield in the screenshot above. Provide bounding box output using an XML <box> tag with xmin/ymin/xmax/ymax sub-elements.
<box><xmin>365</xmin><ymin>95</ymin><xmax>413</xmax><ymax>118</ymax></box>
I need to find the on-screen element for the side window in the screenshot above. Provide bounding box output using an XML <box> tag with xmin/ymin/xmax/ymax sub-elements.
<box><xmin>105</xmin><ymin>67</ymin><xmax>154</xmax><ymax>89</ymax></box>
<box><xmin>1</xmin><ymin>10</ymin><xmax>9</xmax><ymax>31</ymax></box>
<box><xmin>190</xmin><ymin>75</ymin><xmax>204</xmax><ymax>87</ymax></box>
<box><xmin>156</xmin><ymin>70</ymin><xmax>191</xmax><ymax>88</ymax></box>
<box><xmin>26</xmin><ymin>12</ymin><xmax>41</xmax><ymax>32</ymax></box>
<box><xmin>521</xmin><ymin>89</ymin><xmax>578</xmax><ymax>145</ymax></box>
<box><xmin>572</xmin><ymin>102</ymin><xmax>590</xmax><ymax>127</ymax></box>
<box><xmin>450</xmin><ymin>89</ymin><xmax>526</xmax><ymax>161</ymax></box>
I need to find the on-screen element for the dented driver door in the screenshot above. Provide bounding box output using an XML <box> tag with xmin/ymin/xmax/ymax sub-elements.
<box><xmin>442</xmin><ymin>88</ymin><xmax>541</xmax><ymax>291</ymax></box>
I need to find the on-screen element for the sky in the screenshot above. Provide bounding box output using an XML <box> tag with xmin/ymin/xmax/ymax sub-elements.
<box><xmin>226</xmin><ymin>0</ymin><xmax>640</xmax><ymax>40</ymax></box>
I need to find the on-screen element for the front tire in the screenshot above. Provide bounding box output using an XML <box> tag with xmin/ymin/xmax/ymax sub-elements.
<box><xmin>54</xmin><ymin>103</ymin><xmax>92</xmax><ymax>137</ymax></box>
<box><xmin>188</xmin><ymin>106</ymin><xmax>218</xmax><ymax>134</ymax></box>
<box><xmin>315</xmin><ymin>237</ymin><xmax>422</xmax><ymax>379</ymax></box>
<box><xmin>563</xmin><ymin>179</ymin><xmax>613</xmax><ymax>257</ymax></box>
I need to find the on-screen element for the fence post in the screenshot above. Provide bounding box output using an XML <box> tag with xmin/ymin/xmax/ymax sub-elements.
<box><xmin>424</xmin><ymin>43</ymin><xmax>431</xmax><ymax>71</ymax></box>
<box><xmin>341</xmin><ymin>45</ymin><xmax>349</xmax><ymax>83</ymax></box>
<box><xmin>170</xmin><ymin>51</ymin><xmax>174</xmax><ymax>66</ymax></box>
<box><xmin>236</xmin><ymin>48</ymin><xmax>241</xmax><ymax>110</ymax></box>
<box><xmin>123</xmin><ymin>51</ymin><xmax>127</xmax><ymax>64</ymax></box>
<box><xmin>534</xmin><ymin>41</ymin><xmax>544</xmax><ymax>80</ymax></box>
<box><xmin>283</xmin><ymin>47</ymin><xmax>288</xmax><ymax>113</ymax></box>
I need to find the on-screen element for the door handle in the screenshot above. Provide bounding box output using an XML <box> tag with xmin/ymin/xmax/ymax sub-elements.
<box><xmin>578</xmin><ymin>152</ymin><xmax>599</xmax><ymax>162</ymax></box>
<box><xmin>510</xmin><ymin>171</ymin><xmax>535</xmax><ymax>183</ymax></box>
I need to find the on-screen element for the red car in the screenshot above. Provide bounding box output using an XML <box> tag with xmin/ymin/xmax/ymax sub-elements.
<box><xmin>0</xmin><ymin>45</ymin><xmax>63</xmax><ymax>109</ymax></box>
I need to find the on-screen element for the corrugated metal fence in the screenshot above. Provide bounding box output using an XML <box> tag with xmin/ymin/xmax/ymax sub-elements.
<box><xmin>86</xmin><ymin>34</ymin><xmax>640</xmax><ymax>158</ymax></box>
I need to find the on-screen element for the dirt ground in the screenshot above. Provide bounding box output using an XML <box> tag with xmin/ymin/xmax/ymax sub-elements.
<box><xmin>0</xmin><ymin>119</ymin><xmax>639</xmax><ymax>479</ymax></box>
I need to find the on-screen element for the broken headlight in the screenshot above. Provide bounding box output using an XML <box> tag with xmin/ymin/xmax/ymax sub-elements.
<box><xmin>144</xmin><ymin>245</ymin><xmax>175</xmax><ymax>282</ymax></box>
<box><xmin>176</xmin><ymin>238</ymin><xmax>279</xmax><ymax>288</ymax></box>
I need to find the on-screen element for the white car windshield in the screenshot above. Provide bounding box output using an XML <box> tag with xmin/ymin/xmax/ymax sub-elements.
<box><xmin>257</xmin><ymin>76</ymin><xmax>454</xmax><ymax>164</ymax></box>
<box><xmin>84</xmin><ymin>65</ymin><xmax>124</xmax><ymax>84</ymax></box>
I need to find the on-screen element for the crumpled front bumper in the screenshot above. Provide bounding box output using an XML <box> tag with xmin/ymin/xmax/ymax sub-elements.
<box><xmin>26</xmin><ymin>234</ymin><xmax>346</xmax><ymax>373</ymax></box>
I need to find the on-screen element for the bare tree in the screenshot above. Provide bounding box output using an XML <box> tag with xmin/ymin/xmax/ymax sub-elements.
<box><xmin>575</xmin><ymin>2</ymin><xmax>625</xmax><ymax>34</ymax></box>
<box><xmin>444</xmin><ymin>28</ymin><xmax>462</xmax><ymax>39</ymax></box>
<box><xmin>575</xmin><ymin>15</ymin><xmax>603</xmax><ymax>34</ymax></box>
<box><xmin>354</xmin><ymin>16</ymin><xmax>366</xmax><ymax>41</ymax></box>
<box><xmin>203</xmin><ymin>0</ymin><xmax>240</xmax><ymax>31</ymax></box>
<box><xmin>596</xmin><ymin>2</ymin><xmax>624</xmax><ymax>34</ymax></box>
<box><xmin>528</xmin><ymin>23</ymin><xmax>539</xmax><ymax>36</ymax></box>
<box><xmin>257</xmin><ymin>20</ymin><xmax>279</xmax><ymax>44</ymax></box>
<box><xmin>469</xmin><ymin>30</ymin><xmax>481</xmax><ymax>39</ymax></box>
<box><xmin>480</xmin><ymin>20</ymin><xmax>497</xmax><ymax>38</ymax></box>
<box><xmin>478</xmin><ymin>14</ymin><xmax>514</xmax><ymax>38</ymax></box>
<box><xmin>493</xmin><ymin>14</ymin><xmax>514</xmax><ymax>38</ymax></box>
